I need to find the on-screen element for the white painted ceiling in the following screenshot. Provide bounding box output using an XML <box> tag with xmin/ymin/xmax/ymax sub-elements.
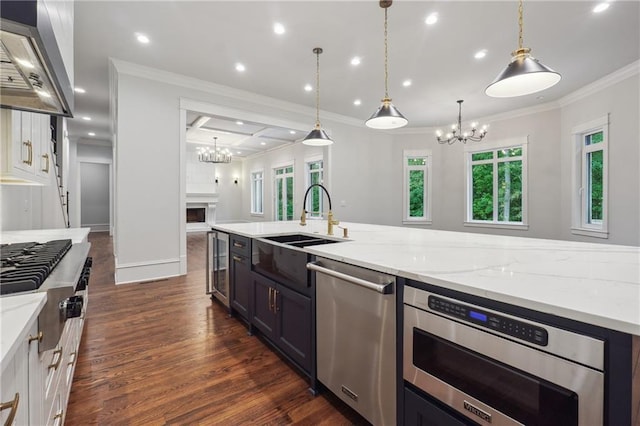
<box><xmin>69</xmin><ymin>1</ymin><xmax>640</xmax><ymax>155</ymax></box>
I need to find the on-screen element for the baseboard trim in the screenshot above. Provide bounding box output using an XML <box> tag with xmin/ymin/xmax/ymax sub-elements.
<box><xmin>115</xmin><ymin>257</ymin><xmax>182</xmax><ymax>284</ymax></box>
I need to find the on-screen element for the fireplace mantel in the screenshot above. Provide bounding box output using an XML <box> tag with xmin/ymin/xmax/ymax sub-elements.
<box><xmin>186</xmin><ymin>193</ymin><xmax>218</xmax><ymax>231</ymax></box>
<box><xmin>186</xmin><ymin>192</ymin><xmax>219</xmax><ymax>204</ymax></box>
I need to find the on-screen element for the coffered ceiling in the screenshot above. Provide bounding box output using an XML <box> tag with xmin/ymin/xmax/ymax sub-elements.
<box><xmin>69</xmin><ymin>1</ymin><xmax>640</xmax><ymax>153</ymax></box>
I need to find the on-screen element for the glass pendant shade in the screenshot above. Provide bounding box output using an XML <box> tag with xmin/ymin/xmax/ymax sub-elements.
<box><xmin>486</xmin><ymin>48</ymin><xmax>561</xmax><ymax>97</ymax></box>
<box><xmin>303</xmin><ymin>124</ymin><xmax>333</xmax><ymax>146</ymax></box>
<box><xmin>366</xmin><ymin>98</ymin><xmax>408</xmax><ymax>130</ymax></box>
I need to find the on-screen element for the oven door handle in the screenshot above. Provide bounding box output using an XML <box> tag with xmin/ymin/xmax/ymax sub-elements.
<box><xmin>307</xmin><ymin>261</ymin><xmax>393</xmax><ymax>294</ymax></box>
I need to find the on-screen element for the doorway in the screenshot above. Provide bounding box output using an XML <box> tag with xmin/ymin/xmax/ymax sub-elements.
<box><xmin>80</xmin><ymin>162</ymin><xmax>111</xmax><ymax>232</ymax></box>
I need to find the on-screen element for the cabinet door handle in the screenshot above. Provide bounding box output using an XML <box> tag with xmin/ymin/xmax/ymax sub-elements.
<box><xmin>48</xmin><ymin>348</ymin><xmax>63</xmax><ymax>370</ymax></box>
<box><xmin>232</xmin><ymin>255</ymin><xmax>243</xmax><ymax>263</ymax></box>
<box><xmin>268</xmin><ymin>287</ymin><xmax>273</xmax><ymax>313</ymax></box>
<box><xmin>0</xmin><ymin>393</ymin><xmax>19</xmax><ymax>426</ymax></box>
<box><xmin>53</xmin><ymin>410</ymin><xmax>64</xmax><ymax>426</ymax></box>
<box><xmin>22</xmin><ymin>140</ymin><xmax>33</xmax><ymax>166</ymax></box>
<box><xmin>67</xmin><ymin>351</ymin><xmax>77</xmax><ymax>366</ymax></box>
<box><xmin>274</xmin><ymin>289</ymin><xmax>279</xmax><ymax>312</ymax></box>
<box><xmin>28</xmin><ymin>331</ymin><xmax>43</xmax><ymax>343</ymax></box>
<box><xmin>42</xmin><ymin>153</ymin><xmax>49</xmax><ymax>173</ymax></box>
<box><xmin>233</xmin><ymin>241</ymin><xmax>245</xmax><ymax>248</ymax></box>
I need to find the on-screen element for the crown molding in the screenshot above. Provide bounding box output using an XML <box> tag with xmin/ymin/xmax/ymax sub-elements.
<box><xmin>557</xmin><ymin>60</ymin><xmax>639</xmax><ymax>107</ymax></box>
<box><xmin>110</xmin><ymin>58</ymin><xmax>363</xmax><ymax>128</ymax></box>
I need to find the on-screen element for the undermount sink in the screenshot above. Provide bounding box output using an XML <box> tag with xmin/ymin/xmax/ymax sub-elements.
<box><xmin>263</xmin><ymin>234</ymin><xmax>343</xmax><ymax>248</ymax></box>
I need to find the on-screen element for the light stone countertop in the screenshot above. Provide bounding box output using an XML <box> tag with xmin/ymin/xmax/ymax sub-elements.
<box><xmin>212</xmin><ymin>221</ymin><xmax>640</xmax><ymax>336</ymax></box>
<box><xmin>1</xmin><ymin>227</ymin><xmax>90</xmax><ymax>244</ymax></box>
<box><xmin>0</xmin><ymin>293</ymin><xmax>47</xmax><ymax>375</ymax></box>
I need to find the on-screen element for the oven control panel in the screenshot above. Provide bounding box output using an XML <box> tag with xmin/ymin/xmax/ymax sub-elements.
<box><xmin>428</xmin><ymin>296</ymin><xmax>548</xmax><ymax>346</ymax></box>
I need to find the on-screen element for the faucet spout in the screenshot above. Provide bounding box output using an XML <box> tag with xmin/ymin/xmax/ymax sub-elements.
<box><xmin>300</xmin><ymin>184</ymin><xmax>337</xmax><ymax>234</ymax></box>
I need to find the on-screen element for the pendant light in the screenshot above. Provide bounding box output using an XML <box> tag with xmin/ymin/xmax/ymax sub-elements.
<box><xmin>303</xmin><ymin>47</ymin><xmax>333</xmax><ymax>146</ymax></box>
<box><xmin>485</xmin><ymin>0</ymin><xmax>561</xmax><ymax>98</ymax></box>
<box><xmin>366</xmin><ymin>0</ymin><xmax>408</xmax><ymax>130</ymax></box>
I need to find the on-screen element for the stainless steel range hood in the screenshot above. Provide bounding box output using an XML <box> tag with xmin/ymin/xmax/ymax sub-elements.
<box><xmin>1</xmin><ymin>1</ymin><xmax>74</xmax><ymax>117</ymax></box>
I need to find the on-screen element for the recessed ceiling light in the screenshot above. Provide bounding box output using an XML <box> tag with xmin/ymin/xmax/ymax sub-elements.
<box><xmin>15</xmin><ymin>58</ymin><xmax>35</xmax><ymax>69</ymax></box>
<box><xmin>237</xmin><ymin>151</ymin><xmax>242</xmax><ymax>155</ymax></box>
<box><xmin>593</xmin><ymin>2</ymin><xmax>610</xmax><ymax>13</ymax></box>
<box><xmin>353</xmin><ymin>99</ymin><xmax>362</xmax><ymax>106</ymax></box>
<box><xmin>474</xmin><ymin>49</ymin><xmax>488</xmax><ymax>59</ymax></box>
<box><xmin>88</xmin><ymin>132</ymin><xmax>96</xmax><ymax>136</ymax></box>
<box><xmin>351</xmin><ymin>56</ymin><xmax>361</xmax><ymax>66</ymax></box>
<box><xmin>74</xmin><ymin>87</ymin><xmax>86</xmax><ymax>94</ymax></box>
<box><xmin>135</xmin><ymin>33</ymin><xmax>150</xmax><ymax>44</ymax></box>
<box><xmin>273</xmin><ymin>23</ymin><xmax>286</xmax><ymax>35</ymax></box>
<box><xmin>289</xmin><ymin>130</ymin><xmax>296</xmax><ymax>134</ymax></box>
<box><xmin>236</xmin><ymin>121</ymin><xmax>244</xmax><ymax>125</ymax></box>
<box><xmin>260</xmin><ymin>142</ymin><xmax>266</xmax><ymax>146</ymax></box>
<box><xmin>82</xmin><ymin>116</ymin><xmax>92</xmax><ymax>121</ymax></box>
<box><xmin>425</xmin><ymin>13</ymin><xmax>438</xmax><ymax>25</ymax></box>
<box><xmin>235</xmin><ymin>63</ymin><xmax>246</xmax><ymax>72</ymax></box>
<box><xmin>402</xmin><ymin>79</ymin><xmax>412</xmax><ymax>87</ymax></box>
<box><xmin>304</xmin><ymin>84</ymin><xmax>313</xmax><ymax>92</ymax></box>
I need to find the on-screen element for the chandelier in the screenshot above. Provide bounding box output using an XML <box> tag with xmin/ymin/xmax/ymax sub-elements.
<box><xmin>436</xmin><ymin>100</ymin><xmax>488</xmax><ymax>145</ymax></box>
<box><xmin>197</xmin><ymin>137</ymin><xmax>232</xmax><ymax>163</ymax></box>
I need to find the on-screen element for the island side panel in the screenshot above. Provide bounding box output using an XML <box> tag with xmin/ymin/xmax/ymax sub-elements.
<box><xmin>633</xmin><ymin>334</ymin><xmax>640</xmax><ymax>426</ymax></box>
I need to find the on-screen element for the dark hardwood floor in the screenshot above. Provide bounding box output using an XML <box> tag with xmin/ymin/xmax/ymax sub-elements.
<box><xmin>66</xmin><ymin>232</ymin><xmax>365</xmax><ymax>425</ymax></box>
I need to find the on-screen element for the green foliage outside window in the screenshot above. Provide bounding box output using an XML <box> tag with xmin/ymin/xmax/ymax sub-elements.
<box><xmin>589</xmin><ymin>150</ymin><xmax>603</xmax><ymax>222</ymax></box>
<box><xmin>472</xmin><ymin>163</ymin><xmax>494</xmax><ymax>220</ymax></box>
<box><xmin>409</xmin><ymin>170</ymin><xmax>424</xmax><ymax>217</ymax></box>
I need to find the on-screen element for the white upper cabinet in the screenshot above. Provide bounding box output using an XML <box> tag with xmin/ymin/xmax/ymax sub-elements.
<box><xmin>1</xmin><ymin>109</ymin><xmax>52</xmax><ymax>185</ymax></box>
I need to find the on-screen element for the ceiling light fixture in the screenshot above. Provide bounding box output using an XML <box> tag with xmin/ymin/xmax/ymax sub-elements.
<box><xmin>273</xmin><ymin>23</ymin><xmax>286</xmax><ymax>34</ymax></box>
<box><xmin>302</xmin><ymin>47</ymin><xmax>333</xmax><ymax>146</ymax></box>
<box><xmin>435</xmin><ymin>100</ymin><xmax>488</xmax><ymax>145</ymax></box>
<box><xmin>236</xmin><ymin>121</ymin><xmax>244</xmax><ymax>125</ymax></box>
<box><xmin>88</xmin><ymin>132</ymin><xmax>95</xmax><ymax>136</ymax></box>
<box><xmin>74</xmin><ymin>87</ymin><xmax>86</xmax><ymax>94</ymax></box>
<box><xmin>135</xmin><ymin>33</ymin><xmax>150</xmax><ymax>44</ymax></box>
<box><xmin>198</xmin><ymin>137</ymin><xmax>232</xmax><ymax>164</ymax></box>
<box><xmin>485</xmin><ymin>0</ymin><xmax>560</xmax><ymax>97</ymax></box>
<box><xmin>402</xmin><ymin>79</ymin><xmax>412</xmax><ymax>87</ymax></box>
<box><xmin>366</xmin><ymin>0</ymin><xmax>408</xmax><ymax>130</ymax></box>
<box><xmin>351</xmin><ymin>56</ymin><xmax>361</xmax><ymax>66</ymax></box>
<box><xmin>353</xmin><ymin>99</ymin><xmax>362</xmax><ymax>106</ymax></box>
<box><xmin>304</xmin><ymin>84</ymin><xmax>313</xmax><ymax>92</ymax></box>
<box><xmin>593</xmin><ymin>2</ymin><xmax>610</xmax><ymax>13</ymax></box>
<box><xmin>289</xmin><ymin>130</ymin><xmax>296</xmax><ymax>135</ymax></box>
<box><xmin>82</xmin><ymin>116</ymin><xmax>91</xmax><ymax>121</ymax></box>
<box><xmin>474</xmin><ymin>49</ymin><xmax>487</xmax><ymax>59</ymax></box>
<box><xmin>425</xmin><ymin>13</ymin><xmax>438</xmax><ymax>25</ymax></box>
<box><xmin>235</xmin><ymin>63</ymin><xmax>246</xmax><ymax>72</ymax></box>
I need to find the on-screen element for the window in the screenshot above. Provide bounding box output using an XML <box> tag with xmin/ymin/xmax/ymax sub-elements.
<box><xmin>274</xmin><ymin>165</ymin><xmax>294</xmax><ymax>221</ymax></box>
<box><xmin>465</xmin><ymin>138</ymin><xmax>528</xmax><ymax>229</ymax></box>
<box><xmin>250</xmin><ymin>170</ymin><xmax>263</xmax><ymax>215</ymax></box>
<box><xmin>403</xmin><ymin>150</ymin><xmax>432</xmax><ymax>224</ymax></box>
<box><xmin>571</xmin><ymin>116</ymin><xmax>608</xmax><ymax>238</ymax></box>
<box><xmin>306</xmin><ymin>160</ymin><xmax>324</xmax><ymax>218</ymax></box>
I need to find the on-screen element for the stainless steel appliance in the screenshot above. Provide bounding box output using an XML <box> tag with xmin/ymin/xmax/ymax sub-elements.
<box><xmin>404</xmin><ymin>285</ymin><xmax>605</xmax><ymax>426</ymax></box>
<box><xmin>309</xmin><ymin>258</ymin><xmax>396</xmax><ymax>426</ymax></box>
<box><xmin>206</xmin><ymin>230</ymin><xmax>230</xmax><ymax>307</ymax></box>
<box><xmin>0</xmin><ymin>239</ymin><xmax>91</xmax><ymax>351</ymax></box>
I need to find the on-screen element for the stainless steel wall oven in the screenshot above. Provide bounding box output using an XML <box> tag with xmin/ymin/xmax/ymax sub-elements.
<box><xmin>404</xmin><ymin>285</ymin><xmax>605</xmax><ymax>426</ymax></box>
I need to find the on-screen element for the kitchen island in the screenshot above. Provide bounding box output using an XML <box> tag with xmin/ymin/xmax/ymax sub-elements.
<box><xmin>211</xmin><ymin>220</ymin><xmax>640</xmax><ymax>426</ymax></box>
<box><xmin>211</xmin><ymin>221</ymin><xmax>640</xmax><ymax>335</ymax></box>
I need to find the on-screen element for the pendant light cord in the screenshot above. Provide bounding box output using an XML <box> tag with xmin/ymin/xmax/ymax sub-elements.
<box><xmin>518</xmin><ymin>0</ymin><xmax>524</xmax><ymax>50</ymax></box>
<box><xmin>315</xmin><ymin>50</ymin><xmax>320</xmax><ymax>126</ymax></box>
<box><xmin>384</xmin><ymin>6</ymin><xmax>389</xmax><ymax>99</ymax></box>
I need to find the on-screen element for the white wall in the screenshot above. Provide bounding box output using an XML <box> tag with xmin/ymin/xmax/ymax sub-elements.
<box><xmin>111</xmin><ymin>60</ymin><xmax>638</xmax><ymax>285</ymax></box>
<box><xmin>559</xmin><ymin>74</ymin><xmax>640</xmax><ymax>246</ymax></box>
<box><xmin>80</xmin><ymin>162</ymin><xmax>110</xmax><ymax>230</ymax></box>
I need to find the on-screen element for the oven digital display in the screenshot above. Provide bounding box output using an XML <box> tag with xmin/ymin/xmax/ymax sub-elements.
<box><xmin>469</xmin><ymin>310</ymin><xmax>487</xmax><ymax>322</ymax></box>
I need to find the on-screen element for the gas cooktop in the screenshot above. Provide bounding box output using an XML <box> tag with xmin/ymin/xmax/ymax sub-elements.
<box><xmin>0</xmin><ymin>239</ymin><xmax>72</xmax><ymax>295</ymax></box>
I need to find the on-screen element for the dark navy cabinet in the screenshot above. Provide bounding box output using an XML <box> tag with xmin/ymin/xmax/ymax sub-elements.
<box><xmin>229</xmin><ymin>234</ymin><xmax>251</xmax><ymax>321</ymax></box>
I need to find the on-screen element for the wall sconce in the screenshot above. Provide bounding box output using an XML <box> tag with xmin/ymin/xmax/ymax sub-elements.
<box><xmin>215</xmin><ymin>176</ymin><xmax>219</xmax><ymax>184</ymax></box>
<box><xmin>233</xmin><ymin>177</ymin><xmax>239</xmax><ymax>185</ymax></box>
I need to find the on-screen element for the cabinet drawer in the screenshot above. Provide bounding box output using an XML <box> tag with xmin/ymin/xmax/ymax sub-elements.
<box><xmin>230</xmin><ymin>234</ymin><xmax>250</xmax><ymax>256</ymax></box>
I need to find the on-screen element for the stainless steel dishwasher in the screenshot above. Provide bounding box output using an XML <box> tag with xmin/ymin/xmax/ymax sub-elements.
<box><xmin>308</xmin><ymin>258</ymin><xmax>396</xmax><ymax>426</ymax></box>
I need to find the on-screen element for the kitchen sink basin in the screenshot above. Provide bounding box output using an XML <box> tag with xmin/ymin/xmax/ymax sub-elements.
<box><xmin>263</xmin><ymin>234</ymin><xmax>343</xmax><ymax>248</ymax></box>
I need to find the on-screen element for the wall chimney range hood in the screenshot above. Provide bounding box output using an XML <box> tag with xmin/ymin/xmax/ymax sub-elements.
<box><xmin>1</xmin><ymin>1</ymin><xmax>74</xmax><ymax>117</ymax></box>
